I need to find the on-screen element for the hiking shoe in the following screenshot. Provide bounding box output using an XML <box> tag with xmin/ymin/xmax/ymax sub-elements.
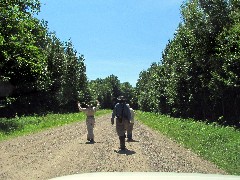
<box><xmin>119</xmin><ymin>146</ymin><xmax>126</xmax><ymax>150</ymax></box>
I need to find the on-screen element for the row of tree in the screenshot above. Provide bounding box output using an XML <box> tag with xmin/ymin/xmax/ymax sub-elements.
<box><xmin>0</xmin><ymin>0</ymin><xmax>136</xmax><ymax>117</ymax></box>
<box><xmin>0</xmin><ymin>0</ymin><xmax>90</xmax><ymax>116</ymax></box>
<box><xmin>1</xmin><ymin>0</ymin><xmax>239</xmax><ymax>127</ymax></box>
<box><xmin>136</xmin><ymin>0</ymin><xmax>239</xmax><ymax>126</ymax></box>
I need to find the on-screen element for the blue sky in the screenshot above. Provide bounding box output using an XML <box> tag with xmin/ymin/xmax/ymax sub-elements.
<box><xmin>37</xmin><ymin>0</ymin><xmax>183</xmax><ymax>86</ymax></box>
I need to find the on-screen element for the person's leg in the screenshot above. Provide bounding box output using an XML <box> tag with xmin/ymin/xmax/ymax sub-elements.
<box><xmin>87</xmin><ymin>120</ymin><xmax>94</xmax><ymax>141</ymax></box>
<box><xmin>116</xmin><ymin>118</ymin><xmax>125</xmax><ymax>149</ymax></box>
<box><xmin>119</xmin><ymin>135</ymin><xmax>125</xmax><ymax>150</ymax></box>
<box><xmin>89</xmin><ymin>126</ymin><xmax>94</xmax><ymax>142</ymax></box>
<box><xmin>90</xmin><ymin>119</ymin><xmax>95</xmax><ymax>142</ymax></box>
<box><xmin>86</xmin><ymin>120</ymin><xmax>90</xmax><ymax>141</ymax></box>
<box><xmin>127</xmin><ymin>123</ymin><xmax>133</xmax><ymax>141</ymax></box>
<box><xmin>89</xmin><ymin>125</ymin><xmax>94</xmax><ymax>142</ymax></box>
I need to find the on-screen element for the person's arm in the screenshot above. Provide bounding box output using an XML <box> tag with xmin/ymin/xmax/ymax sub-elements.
<box><xmin>94</xmin><ymin>100</ymin><xmax>100</xmax><ymax>111</ymax></box>
<box><xmin>111</xmin><ymin>106</ymin><xmax>116</xmax><ymax>125</ymax></box>
<box><xmin>77</xmin><ymin>102</ymin><xmax>86</xmax><ymax>112</ymax></box>
<box><xmin>112</xmin><ymin>105</ymin><xmax>116</xmax><ymax>119</ymax></box>
<box><xmin>131</xmin><ymin>109</ymin><xmax>135</xmax><ymax>123</ymax></box>
<box><xmin>126</xmin><ymin>106</ymin><xmax>131</xmax><ymax>121</ymax></box>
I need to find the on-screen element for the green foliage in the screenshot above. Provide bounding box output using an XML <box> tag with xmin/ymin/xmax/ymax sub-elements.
<box><xmin>121</xmin><ymin>82</ymin><xmax>138</xmax><ymax>109</ymax></box>
<box><xmin>0</xmin><ymin>1</ymin><xmax>89</xmax><ymax>115</ymax></box>
<box><xmin>0</xmin><ymin>0</ymin><xmax>48</xmax><ymax>89</ymax></box>
<box><xmin>0</xmin><ymin>0</ymin><xmax>133</xmax><ymax>118</ymax></box>
<box><xmin>0</xmin><ymin>117</ymin><xmax>23</xmax><ymax>133</ymax></box>
<box><xmin>136</xmin><ymin>111</ymin><xmax>240</xmax><ymax>175</ymax></box>
<box><xmin>136</xmin><ymin>63</ymin><xmax>166</xmax><ymax>113</ymax></box>
<box><xmin>89</xmin><ymin>75</ymin><xmax>136</xmax><ymax>109</ymax></box>
<box><xmin>136</xmin><ymin>0</ymin><xmax>240</xmax><ymax>126</ymax></box>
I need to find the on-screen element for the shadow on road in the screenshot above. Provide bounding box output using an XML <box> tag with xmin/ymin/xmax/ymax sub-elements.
<box><xmin>114</xmin><ymin>149</ymin><xmax>136</xmax><ymax>155</ymax></box>
<box><xmin>84</xmin><ymin>141</ymin><xmax>104</xmax><ymax>144</ymax></box>
<box><xmin>78</xmin><ymin>141</ymin><xmax>103</xmax><ymax>144</ymax></box>
<box><xmin>126</xmin><ymin>139</ymin><xmax>139</xmax><ymax>143</ymax></box>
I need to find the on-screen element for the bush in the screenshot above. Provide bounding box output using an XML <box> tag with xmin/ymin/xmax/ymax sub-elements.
<box><xmin>0</xmin><ymin>118</ymin><xmax>23</xmax><ymax>133</ymax></box>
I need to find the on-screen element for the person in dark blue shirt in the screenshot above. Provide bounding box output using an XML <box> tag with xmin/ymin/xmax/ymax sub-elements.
<box><xmin>111</xmin><ymin>96</ymin><xmax>131</xmax><ymax>150</ymax></box>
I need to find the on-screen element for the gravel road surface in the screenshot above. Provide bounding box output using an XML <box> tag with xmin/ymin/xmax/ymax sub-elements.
<box><xmin>0</xmin><ymin>114</ymin><xmax>226</xmax><ymax>180</ymax></box>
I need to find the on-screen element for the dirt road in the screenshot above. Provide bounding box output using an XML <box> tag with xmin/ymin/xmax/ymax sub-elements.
<box><xmin>0</xmin><ymin>114</ymin><xmax>226</xmax><ymax>179</ymax></box>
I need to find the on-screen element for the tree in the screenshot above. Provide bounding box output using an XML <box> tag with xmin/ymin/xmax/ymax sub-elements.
<box><xmin>210</xmin><ymin>1</ymin><xmax>240</xmax><ymax>124</ymax></box>
<box><xmin>120</xmin><ymin>82</ymin><xmax>137</xmax><ymax>109</ymax></box>
<box><xmin>89</xmin><ymin>75</ymin><xmax>135</xmax><ymax>109</ymax></box>
<box><xmin>0</xmin><ymin>0</ymin><xmax>48</xmax><ymax>91</ymax></box>
<box><xmin>0</xmin><ymin>1</ymin><xmax>89</xmax><ymax>115</ymax></box>
<box><xmin>136</xmin><ymin>0</ymin><xmax>240</xmax><ymax>126</ymax></box>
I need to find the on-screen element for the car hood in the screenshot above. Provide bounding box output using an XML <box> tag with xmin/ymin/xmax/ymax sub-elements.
<box><xmin>50</xmin><ymin>172</ymin><xmax>240</xmax><ymax>180</ymax></box>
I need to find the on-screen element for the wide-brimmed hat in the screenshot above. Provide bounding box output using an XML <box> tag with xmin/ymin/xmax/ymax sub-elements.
<box><xmin>117</xmin><ymin>96</ymin><xmax>126</xmax><ymax>101</ymax></box>
<box><xmin>87</xmin><ymin>100</ymin><xmax>95</xmax><ymax>107</ymax></box>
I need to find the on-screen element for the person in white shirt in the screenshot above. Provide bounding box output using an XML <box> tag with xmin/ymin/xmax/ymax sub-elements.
<box><xmin>78</xmin><ymin>101</ymin><xmax>99</xmax><ymax>143</ymax></box>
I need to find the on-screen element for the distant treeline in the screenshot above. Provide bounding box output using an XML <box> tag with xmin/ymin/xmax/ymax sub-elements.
<box><xmin>0</xmin><ymin>0</ymin><xmax>239</xmax><ymax>127</ymax></box>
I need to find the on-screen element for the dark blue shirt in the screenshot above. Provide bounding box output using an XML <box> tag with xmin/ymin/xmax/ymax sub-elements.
<box><xmin>112</xmin><ymin>102</ymin><xmax>131</xmax><ymax>120</ymax></box>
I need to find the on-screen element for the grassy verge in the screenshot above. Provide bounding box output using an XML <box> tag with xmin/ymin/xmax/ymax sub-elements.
<box><xmin>136</xmin><ymin>111</ymin><xmax>240</xmax><ymax>175</ymax></box>
<box><xmin>0</xmin><ymin>109</ymin><xmax>111</xmax><ymax>141</ymax></box>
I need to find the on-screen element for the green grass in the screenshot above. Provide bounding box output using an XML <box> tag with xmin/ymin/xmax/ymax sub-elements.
<box><xmin>0</xmin><ymin>109</ymin><xmax>111</xmax><ymax>141</ymax></box>
<box><xmin>136</xmin><ymin>111</ymin><xmax>240</xmax><ymax>175</ymax></box>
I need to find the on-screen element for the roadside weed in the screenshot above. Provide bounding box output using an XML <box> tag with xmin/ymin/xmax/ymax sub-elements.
<box><xmin>136</xmin><ymin>111</ymin><xmax>240</xmax><ymax>175</ymax></box>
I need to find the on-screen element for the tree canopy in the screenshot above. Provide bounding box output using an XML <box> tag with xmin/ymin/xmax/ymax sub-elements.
<box><xmin>88</xmin><ymin>75</ymin><xmax>136</xmax><ymax>109</ymax></box>
<box><xmin>136</xmin><ymin>0</ymin><xmax>240</xmax><ymax>126</ymax></box>
<box><xmin>0</xmin><ymin>0</ymin><xmax>88</xmax><ymax>115</ymax></box>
